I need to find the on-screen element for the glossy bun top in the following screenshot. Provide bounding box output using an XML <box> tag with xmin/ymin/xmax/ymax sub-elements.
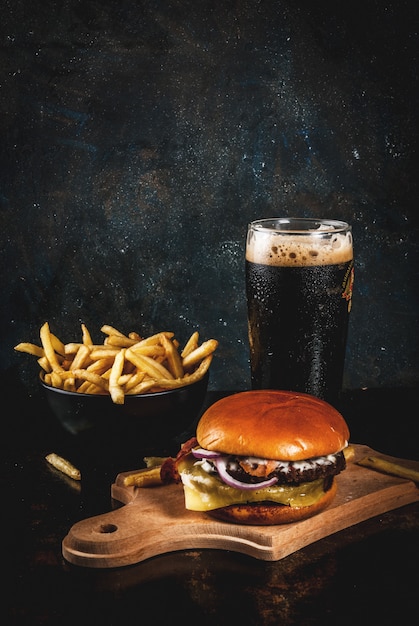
<box><xmin>196</xmin><ymin>390</ymin><xmax>349</xmax><ymax>461</ymax></box>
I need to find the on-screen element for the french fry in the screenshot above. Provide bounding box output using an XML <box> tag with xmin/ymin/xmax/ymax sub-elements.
<box><xmin>109</xmin><ymin>348</ymin><xmax>126</xmax><ymax>404</ymax></box>
<box><xmin>86</xmin><ymin>357</ymin><xmax>115</xmax><ymax>374</ymax></box>
<box><xmin>182</xmin><ymin>339</ymin><xmax>218</xmax><ymax>370</ymax></box>
<box><xmin>89</xmin><ymin>347</ymin><xmax>120</xmax><ymax>360</ymax></box>
<box><xmin>99</xmin><ymin>368</ymin><xmax>112</xmax><ymax>380</ymax></box>
<box><xmin>125</xmin><ymin>349</ymin><xmax>174</xmax><ymax>380</ymax></box>
<box><xmin>70</xmin><ymin>344</ymin><xmax>92</xmax><ymax>370</ymax></box>
<box><xmin>127</xmin><ymin>379</ymin><xmax>157</xmax><ymax>395</ymax></box>
<box><xmin>160</xmin><ymin>332</ymin><xmax>184</xmax><ymax>378</ymax></box>
<box><xmin>42</xmin><ymin>373</ymin><xmax>52</xmax><ymax>386</ymax></box>
<box><xmin>357</xmin><ymin>455</ymin><xmax>419</xmax><ymax>483</ymax></box>
<box><xmin>81</xmin><ymin>323</ymin><xmax>93</xmax><ymax>345</ymax></box>
<box><xmin>64</xmin><ymin>342</ymin><xmax>83</xmax><ymax>355</ymax></box>
<box><xmin>38</xmin><ymin>356</ymin><xmax>52</xmax><ymax>372</ymax></box>
<box><xmin>122</xmin><ymin>466</ymin><xmax>163</xmax><ymax>487</ymax></box>
<box><xmin>181</xmin><ymin>331</ymin><xmax>199</xmax><ymax>358</ymax></box>
<box><xmin>49</xmin><ymin>332</ymin><xmax>66</xmax><ymax>356</ymax></box>
<box><xmin>77</xmin><ymin>380</ymin><xmax>91</xmax><ymax>393</ymax></box>
<box><xmin>63</xmin><ymin>377</ymin><xmax>77</xmax><ymax>391</ymax></box>
<box><xmin>105</xmin><ymin>335</ymin><xmax>138</xmax><ymax>348</ymax></box>
<box><xmin>101</xmin><ymin>324</ymin><xmax>126</xmax><ymax>337</ymax></box>
<box><xmin>40</xmin><ymin>322</ymin><xmax>64</xmax><ymax>373</ymax></box>
<box><xmin>49</xmin><ymin>371</ymin><xmax>64</xmax><ymax>388</ymax></box>
<box><xmin>153</xmin><ymin>354</ymin><xmax>213</xmax><ymax>389</ymax></box>
<box><xmin>118</xmin><ymin>373</ymin><xmax>133</xmax><ymax>386</ymax></box>
<box><xmin>78</xmin><ymin>380</ymin><xmax>105</xmax><ymax>394</ymax></box>
<box><xmin>46</xmin><ymin>452</ymin><xmax>81</xmax><ymax>480</ymax></box>
<box><xmin>129</xmin><ymin>344</ymin><xmax>166</xmax><ymax>357</ymax></box>
<box><xmin>123</xmin><ymin>370</ymin><xmax>146</xmax><ymax>392</ymax></box>
<box><xmin>73</xmin><ymin>369</ymin><xmax>109</xmax><ymax>391</ymax></box>
<box><xmin>182</xmin><ymin>352</ymin><xmax>213</xmax><ymax>380</ymax></box>
<box><xmin>343</xmin><ymin>445</ymin><xmax>355</xmax><ymax>463</ymax></box>
<box><xmin>144</xmin><ymin>456</ymin><xmax>170</xmax><ymax>467</ymax></box>
<box><xmin>14</xmin><ymin>342</ymin><xmax>44</xmax><ymax>358</ymax></box>
<box><xmin>131</xmin><ymin>332</ymin><xmax>174</xmax><ymax>347</ymax></box>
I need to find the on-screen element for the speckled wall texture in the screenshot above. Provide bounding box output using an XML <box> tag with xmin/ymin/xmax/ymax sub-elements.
<box><xmin>1</xmin><ymin>0</ymin><xmax>418</xmax><ymax>396</ymax></box>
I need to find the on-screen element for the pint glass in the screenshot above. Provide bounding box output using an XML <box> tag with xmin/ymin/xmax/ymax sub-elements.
<box><xmin>245</xmin><ymin>218</ymin><xmax>354</xmax><ymax>406</ymax></box>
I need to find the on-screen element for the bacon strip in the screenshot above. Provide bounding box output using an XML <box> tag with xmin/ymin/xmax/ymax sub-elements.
<box><xmin>239</xmin><ymin>458</ymin><xmax>279</xmax><ymax>478</ymax></box>
<box><xmin>160</xmin><ymin>437</ymin><xmax>198</xmax><ymax>484</ymax></box>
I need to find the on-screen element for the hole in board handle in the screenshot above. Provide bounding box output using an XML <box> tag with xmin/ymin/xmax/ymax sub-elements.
<box><xmin>97</xmin><ymin>523</ymin><xmax>118</xmax><ymax>534</ymax></box>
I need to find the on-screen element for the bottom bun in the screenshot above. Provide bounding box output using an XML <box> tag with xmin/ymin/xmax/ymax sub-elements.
<box><xmin>208</xmin><ymin>480</ymin><xmax>337</xmax><ymax>526</ymax></box>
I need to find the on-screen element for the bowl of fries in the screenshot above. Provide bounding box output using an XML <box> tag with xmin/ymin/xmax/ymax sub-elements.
<box><xmin>16</xmin><ymin>322</ymin><xmax>217</xmax><ymax>437</ymax></box>
<box><xmin>39</xmin><ymin>369</ymin><xmax>210</xmax><ymax>438</ymax></box>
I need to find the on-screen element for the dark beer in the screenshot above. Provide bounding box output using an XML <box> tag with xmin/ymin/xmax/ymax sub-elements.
<box><xmin>246</xmin><ymin>219</ymin><xmax>353</xmax><ymax>406</ymax></box>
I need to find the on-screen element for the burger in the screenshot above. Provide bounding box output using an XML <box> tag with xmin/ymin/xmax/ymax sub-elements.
<box><xmin>163</xmin><ymin>390</ymin><xmax>350</xmax><ymax>525</ymax></box>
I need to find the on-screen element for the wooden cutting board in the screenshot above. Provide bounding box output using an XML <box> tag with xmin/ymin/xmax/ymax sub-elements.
<box><xmin>62</xmin><ymin>444</ymin><xmax>419</xmax><ymax>568</ymax></box>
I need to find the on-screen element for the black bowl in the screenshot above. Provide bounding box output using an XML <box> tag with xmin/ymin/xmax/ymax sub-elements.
<box><xmin>41</xmin><ymin>371</ymin><xmax>209</xmax><ymax>440</ymax></box>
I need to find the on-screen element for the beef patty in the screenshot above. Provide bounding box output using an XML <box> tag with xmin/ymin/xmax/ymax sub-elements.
<box><xmin>203</xmin><ymin>451</ymin><xmax>346</xmax><ymax>486</ymax></box>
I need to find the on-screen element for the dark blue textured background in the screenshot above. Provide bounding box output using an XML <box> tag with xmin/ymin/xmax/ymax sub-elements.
<box><xmin>1</xmin><ymin>0</ymin><xmax>418</xmax><ymax>396</ymax></box>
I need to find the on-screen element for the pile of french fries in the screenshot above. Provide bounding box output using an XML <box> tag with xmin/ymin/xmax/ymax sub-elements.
<box><xmin>15</xmin><ymin>322</ymin><xmax>218</xmax><ymax>404</ymax></box>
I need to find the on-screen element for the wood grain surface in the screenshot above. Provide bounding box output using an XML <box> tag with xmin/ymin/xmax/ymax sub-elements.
<box><xmin>62</xmin><ymin>444</ymin><xmax>419</xmax><ymax>568</ymax></box>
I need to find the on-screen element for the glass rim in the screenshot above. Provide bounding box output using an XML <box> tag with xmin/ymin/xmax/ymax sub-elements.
<box><xmin>248</xmin><ymin>217</ymin><xmax>351</xmax><ymax>235</ymax></box>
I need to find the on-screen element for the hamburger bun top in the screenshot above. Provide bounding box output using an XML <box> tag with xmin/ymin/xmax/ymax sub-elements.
<box><xmin>196</xmin><ymin>390</ymin><xmax>349</xmax><ymax>461</ymax></box>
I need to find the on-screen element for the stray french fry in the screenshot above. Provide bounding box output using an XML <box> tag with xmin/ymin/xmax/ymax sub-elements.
<box><xmin>144</xmin><ymin>456</ymin><xmax>170</xmax><ymax>467</ymax></box>
<box><xmin>357</xmin><ymin>455</ymin><xmax>419</xmax><ymax>483</ymax></box>
<box><xmin>343</xmin><ymin>445</ymin><xmax>355</xmax><ymax>463</ymax></box>
<box><xmin>45</xmin><ymin>452</ymin><xmax>81</xmax><ymax>480</ymax></box>
<box><xmin>122</xmin><ymin>466</ymin><xmax>163</xmax><ymax>487</ymax></box>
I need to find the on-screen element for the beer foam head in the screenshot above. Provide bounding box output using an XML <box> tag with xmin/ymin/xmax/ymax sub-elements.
<box><xmin>246</xmin><ymin>225</ymin><xmax>353</xmax><ymax>267</ymax></box>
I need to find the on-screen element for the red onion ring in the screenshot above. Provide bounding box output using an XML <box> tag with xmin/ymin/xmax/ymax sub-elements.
<box><xmin>191</xmin><ymin>447</ymin><xmax>222</xmax><ymax>460</ymax></box>
<box><xmin>214</xmin><ymin>457</ymin><xmax>278</xmax><ymax>491</ymax></box>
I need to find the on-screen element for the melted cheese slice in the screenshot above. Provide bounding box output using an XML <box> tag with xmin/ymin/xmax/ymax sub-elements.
<box><xmin>178</xmin><ymin>455</ymin><xmax>327</xmax><ymax>512</ymax></box>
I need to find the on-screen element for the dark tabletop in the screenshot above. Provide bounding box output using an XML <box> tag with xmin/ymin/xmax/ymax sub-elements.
<box><xmin>2</xmin><ymin>384</ymin><xmax>418</xmax><ymax>626</ymax></box>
